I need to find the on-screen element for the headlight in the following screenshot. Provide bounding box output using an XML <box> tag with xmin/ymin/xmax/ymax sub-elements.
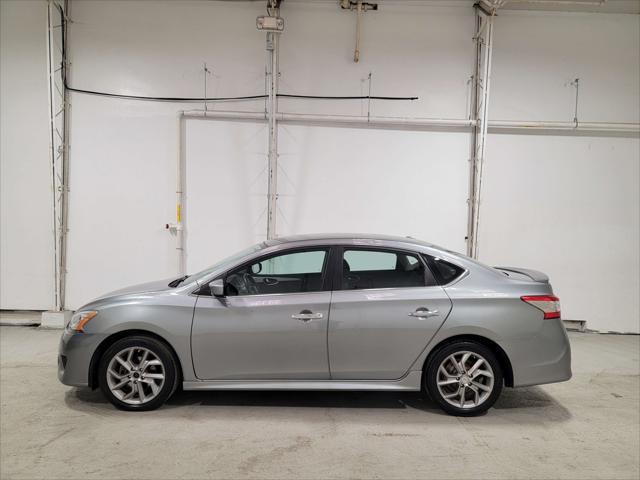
<box><xmin>66</xmin><ymin>311</ymin><xmax>98</xmax><ymax>333</ymax></box>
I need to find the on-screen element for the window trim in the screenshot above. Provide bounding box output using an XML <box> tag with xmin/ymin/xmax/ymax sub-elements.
<box><xmin>335</xmin><ymin>246</ymin><xmax>437</xmax><ymax>292</ymax></box>
<box><xmin>195</xmin><ymin>246</ymin><xmax>334</xmax><ymax>297</ymax></box>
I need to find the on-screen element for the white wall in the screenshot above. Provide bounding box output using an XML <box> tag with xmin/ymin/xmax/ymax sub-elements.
<box><xmin>276</xmin><ymin>124</ymin><xmax>469</xmax><ymax>252</ymax></box>
<box><xmin>64</xmin><ymin>99</ymin><xmax>182</xmax><ymax>307</ymax></box>
<box><xmin>1</xmin><ymin>1</ymin><xmax>638</xmax><ymax>332</ymax></box>
<box><xmin>478</xmin><ymin>11</ymin><xmax>640</xmax><ymax>333</ymax></box>
<box><xmin>278</xmin><ymin>3</ymin><xmax>474</xmax><ymax>118</ymax></box>
<box><xmin>185</xmin><ymin>119</ymin><xmax>267</xmax><ymax>273</ymax></box>
<box><xmin>478</xmin><ymin>135</ymin><xmax>639</xmax><ymax>333</ymax></box>
<box><xmin>490</xmin><ymin>11</ymin><xmax>640</xmax><ymax>123</ymax></box>
<box><xmin>0</xmin><ymin>0</ymin><xmax>54</xmax><ymax>310</ymax></box>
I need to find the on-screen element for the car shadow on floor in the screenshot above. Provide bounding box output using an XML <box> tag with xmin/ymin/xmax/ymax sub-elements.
<box><xmin>494</xmin><ymin>385</ymin><xmax>572</xmax><ymax>419</ymax></box>
<box><xmin>64</xmin><ymin>385</ymin><xmax>571</xmax><ymax>421</ymax></box>
<box><xmin>167</xmin><ymin>389</ymin><xmax>445</xmax><ymax>412</ymax></box>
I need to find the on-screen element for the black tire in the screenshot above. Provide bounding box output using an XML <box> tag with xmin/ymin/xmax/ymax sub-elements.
<box><xmin>425</xmin><ymin>341</ymin><xmax>503</xmax><ymax>417</ymax></box>
<box><xmin>98</xmin><ymin>335</ymin><xmax>178</xmax><ymax>411</ymax></box>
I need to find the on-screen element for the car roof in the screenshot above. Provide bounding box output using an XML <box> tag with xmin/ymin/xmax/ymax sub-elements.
<box><xmin>265</xmin><ymin>233</ymin><xmax>438</xmax><ymax>249</ymax></box>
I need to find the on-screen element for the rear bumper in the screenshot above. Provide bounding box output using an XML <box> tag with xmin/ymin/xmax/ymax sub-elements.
<box><xmin>511</xmin><ymin>318</ymin><xmax>572</xmax><ymax>388</ymax></box>
<box><xmin>58</xmin><ymin>330</ymin><xmax>104</xmax><ymax>387</ymax></box>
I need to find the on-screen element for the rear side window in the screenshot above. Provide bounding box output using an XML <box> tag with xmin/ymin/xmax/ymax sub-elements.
<box><xmin>341</xmin><ymin>249</ymin><xmax>435</xmax><ymax>290</ymax></box>
<box><xmin>425</xmin><ymin>255</ymin><xmax>465</xmax><ymax>285</ymax></box>
<box><xmin>344</xmin><ymin>250</ymin><xmax>396</xmax><ymax>272</ymax></box>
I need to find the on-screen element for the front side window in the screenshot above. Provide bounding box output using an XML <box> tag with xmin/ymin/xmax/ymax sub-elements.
<box><xmin>225</xmin><ymin>249</ymin><xmax>328</xmax><ymax>296</ymax></box>
<box><xmin>188</xmin><ymin>242</ymin><xmax>267</xmax><ymax>285</ymax></box>
<box><xmin>341</xmin><ymin>249</ymin><xmax>431</xmax><ymax>290</ymax></box>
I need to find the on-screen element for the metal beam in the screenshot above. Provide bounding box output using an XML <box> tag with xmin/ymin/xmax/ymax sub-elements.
<box><xmin>266</xmin><ymin>29</ymin><xmax>281</xmax><ymax>239</ymax></box>
<box><xmin>182</xmin><ymin>109</ymin><xmax>639</xmax><ymax>136</ymax></box>
<box><xmin>46</xmin><ymin>0</ymin><xmax>70</xmax><ymax>311</ymax></box>
<box><xmin>467</xmin><ymin>7</ymin><xmax>495</xmax><ymax>259</ymax></box>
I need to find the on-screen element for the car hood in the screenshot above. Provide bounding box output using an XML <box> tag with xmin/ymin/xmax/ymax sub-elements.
<box><xmin>91</xmin><ymin>278</ymin><xmax>175</xmax><ymax>303</ymax></box>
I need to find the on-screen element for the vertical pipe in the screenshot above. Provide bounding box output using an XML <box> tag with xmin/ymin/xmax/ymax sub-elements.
<box><xmin>367</xmin><ymin>72</ymin><xmax>372</xmax><ymax>121</ymax></box>
<box><xmin>354</xmin><ymin>1</ymin><xmax>362</xmax><ymax>63</ymax></box>
<box><xmin>46</xmin><ymin>1</ymin><xmax>60</xmax><ymax>310</ymax></box>
<box><xmin>203</xmin><ymin>62</ymin><xmax>208</xmax><ymax>113</ymax></box>
<box><xmin>59</xmin><ymin>0</ymin><xmax>71</xmax><ymax>309</ymax></box>
<box><xmin>177</xmin><ymin>113</ymin><xmax>185</xmax><ymax>275</ymax></box>
<box><xmin>466</xmin><ymin>13</ymin><xmax>482</xmax><ymax>257</ymax></box>
<box><xmin>572</xmin><ymin>77</ymin><xmax>580</xmax><ymax>126</ymax></box>
<box><xmin>266</xmin><ymin>31</ymin><xmax>279</xmax><ymax>240</ymax></box>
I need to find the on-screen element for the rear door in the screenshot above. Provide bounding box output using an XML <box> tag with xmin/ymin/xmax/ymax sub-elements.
<box><xmin>328</xmin><ymin>246</ymin><xmax>452</xmax><ymax>380</ymax></box>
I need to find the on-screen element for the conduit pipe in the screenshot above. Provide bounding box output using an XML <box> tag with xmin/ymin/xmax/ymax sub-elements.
<box><xmin>176</xmin><ymin>115</ymin><xmax>186</xmax><ymax>275</ymax></box>
<box><xmin>182</xmin><ymin>109</ymin><xmax>475</xmax><ymax>129</ymax></box>
<box><xmin>504</xmin><ymin>0</ymin><xmax>607</xmax><ymax>6</ymax></box>
<box><xmin>182</xmin><ymin>109</ymin><xmax>639</xmax><ymax>135</ymax></box>
<box><xmin>489</xmin><ymin>120</ymin><xmax>640</xmax><ymax>135</ymax></box>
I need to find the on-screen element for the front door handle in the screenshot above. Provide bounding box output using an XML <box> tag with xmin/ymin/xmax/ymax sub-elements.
<box><xmin>292</xmin><ymin>310</ymin><xmax>323</xmax><ymax>322</ymax></box>
<box><xmin>409</xmin><ymin>308</ymin><xmax>439</xmax><ymax>319</ymax></box>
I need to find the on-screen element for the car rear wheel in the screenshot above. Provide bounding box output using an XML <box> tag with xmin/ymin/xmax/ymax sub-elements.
<box><xmin>425</xmin><ymin>341</ymin><xmax>503</xmax><ymax>416</ymax></box>
<box><xmin>98</xmin><ymin>335</ymin><xmax>178</xmax><ymax>411</ymax></box>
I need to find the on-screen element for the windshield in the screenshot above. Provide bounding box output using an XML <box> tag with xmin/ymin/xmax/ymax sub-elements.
<box><xmin>186</xmin><ymin>242</ymin><xmax>268</xmax><ymax>285</ymax></box>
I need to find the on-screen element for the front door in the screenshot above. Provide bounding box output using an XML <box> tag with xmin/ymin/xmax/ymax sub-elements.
<box><xmin>328</xmin><ymin>247</ymin><xmax>453</xmax><ymax>380</ymax></box>
<box><xmin>191</xmin><ymin>248</ymin><xmax>333</xmax><ymax>380</ymax></box>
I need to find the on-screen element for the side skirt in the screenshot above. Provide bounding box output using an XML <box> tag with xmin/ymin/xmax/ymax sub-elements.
<box><xmin>183</xmin><ymin>371</ymin><xmax>423</xmax><ymax>391</ymax></box>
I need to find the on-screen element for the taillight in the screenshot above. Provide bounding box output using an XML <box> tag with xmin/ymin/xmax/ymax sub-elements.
<box><xmin>521</xmin><ymin>295</ymin><xmax>561</xmax><ymax>319</ymax></box>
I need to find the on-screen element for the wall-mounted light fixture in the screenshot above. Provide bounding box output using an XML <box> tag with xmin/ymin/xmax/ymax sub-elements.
<box><xmin>256</xmin><ymin>15</ymin><xmax>284</xmax><ymax>32</ymax></box>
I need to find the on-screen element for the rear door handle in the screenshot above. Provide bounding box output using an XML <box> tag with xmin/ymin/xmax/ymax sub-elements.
<box><xmin>409</xmin><ymin>308</ymin><xmax>439</xmax><ymax>319</ymax></box>
<box><xmin>292</xmin><ymin>310</ymin><xmax>324</xmax><ymax>322</ymax></box>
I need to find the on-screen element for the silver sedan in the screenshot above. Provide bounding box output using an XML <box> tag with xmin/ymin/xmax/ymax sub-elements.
<box><xmin>58</xmin><ymin>234</ymin><xmax>571</xmax><ymax>416</ymax></box>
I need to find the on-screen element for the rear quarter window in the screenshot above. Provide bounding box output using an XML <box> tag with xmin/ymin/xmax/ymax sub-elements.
<box><xmin>425</xmin><ymin>255</ymin><xmax>465</xmax><ymax>285</ymax></box>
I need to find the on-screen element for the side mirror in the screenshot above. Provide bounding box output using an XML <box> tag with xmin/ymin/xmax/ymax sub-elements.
<box><xmin>251</xmin><ymin>263</ymin><xmax>262</xmax><ymax>274</ymax></box>
<box><xmin>208</xmin><ymin>279</ymin><xmax>225</xmax><ymax>297</ymax></box>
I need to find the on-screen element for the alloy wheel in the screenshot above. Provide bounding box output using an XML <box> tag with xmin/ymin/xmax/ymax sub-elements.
<box><xmin>436</xmin><ymin>350</ymin><xmax>495</xmax><ymax>409</ymax></box>
<box><xmin>106</xmin><ymin>346</ymin><xmax>165</xmax><ymax>405</ymax></box>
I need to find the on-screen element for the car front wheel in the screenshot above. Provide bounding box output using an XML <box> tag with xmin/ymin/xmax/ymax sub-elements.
<box><xmin>425</xmin><ymin>341</ymin><xmax>503</xmax><ymax>416</ymax></box>
<box><xmin>98</xmin><ymin>335</ymin><xmax>178</xmax><ymax>411</ymax></box>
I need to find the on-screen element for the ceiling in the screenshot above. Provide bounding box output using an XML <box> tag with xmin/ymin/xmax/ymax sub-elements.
<box><xmin>496</xmin><ymin>0</ymin><xmax>640</xmax><ymax>14</ymax></box>
<box><xmin>282</xmin><ymin>0</ymin><xmax>640</xmax><ymax>14</ymax></box>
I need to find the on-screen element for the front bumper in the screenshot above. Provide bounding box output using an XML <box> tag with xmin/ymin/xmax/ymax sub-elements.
<box><xmin>58</xmin><ymin>330</ymin><xmax>105</xmax><ymax>387</ymax></box>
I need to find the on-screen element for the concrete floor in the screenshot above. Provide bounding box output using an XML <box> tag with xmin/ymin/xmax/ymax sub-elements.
<box><xmin>0</xmin><ymin>326</ymin><xmax>638</xmax><ymax>480</ymax></box>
